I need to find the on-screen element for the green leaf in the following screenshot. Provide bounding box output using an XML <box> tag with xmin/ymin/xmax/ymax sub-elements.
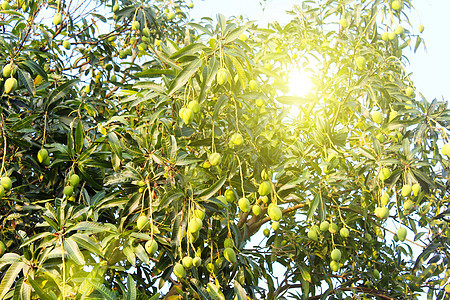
<box><xmin>70</xmin><ymin>234</ymin><xmax>103</xmax><ymax>256</ymax></box>
<box><xmin>45</xmin><ymin>79</ymin><xmax>79</xmax><ymax>109</ymax></box>
<box><xmin>306</xmin><ymin>194</ymin><xmax>320</xmax><ymax>221</ymax></box>
<box><xmin>134</xmin><ymin>69</ymin><xmax>174</xmax><ymax>78</ymax></box>
<box><xmin>167</xmin><ymin>58</ymin><xmax>202</xmax><ymax>96</ymax></box>
<box><xmin>125</xmin><ymin>274</ymin><xmax>136</xmax><ymax>300</ymax></box>
<box><xmin>28</xmin><ymin>277</ymin><xmax>57</xmax><ymax>300</ymax></box>
<box><xmin>299</xmin><ymin>265</ymin><xmax>311</xmax><ymax>282</ymax></box>
<box><xmin>170</xmin><ymin>212</ymin><xmax>184</xmax><ymax>252</ymax></box>
<box><xmin>217</xmin><ymin>14</ymin><xmax>226</xmax><ymax>33</ymax></box>
<box><xmin>20</xmin><ymin>59</ymin><xmax>48</xmax><ymax>81</ymax></box>
<box><xmin>132</xmin><ymin>243</ymin><xmax>149</xmax><ymax>265</ymax></box>
<box><xmin>89</xmin><ymin>281</ymin><xmax>118</xmax><ymax>300</ymax></box>
<box><xmin>233</xmin><ymin>281</ymin><xmax>247</xmax><ymax>300</ymax></box>
<box><xmin>198</xmin><ymin>176</ymin><xmax>226</xmax><ymax>200</ymax></box>
<box><xmin>123</xmin><ymin>246</ymin><xmax>136</xmax><ymax>266</ymax></box>
<box><xmin>187</xmin><ymin>22</ymin><xmax>213</xmax><ymax>36</ymax></box>
<box><xmin>170</xmin><ymin>43</ymin><xmax>205</xmax><ymax>60</ymax></box>
<box><xmin>64</xmin><ymin>238</ymin><xmax>86</xmax><ymax>265</ymax></box>
<box><xmin>229</xmin><ymin>55</ymin><xmax>247</xmax><ymax>89</ymax></box>
<box><xmin>199</xmin><ymin>58</ymin><xmax>219</xmax><ymax>103</ymax></box>
<box><xmin>0</xmin><ymin>261</ymin><xmax>25</xmax><ymax>300</ymax></box>
<box><xmin>74</xmin><ymin>120</ymin><xmax>84</xmax><ymax>154</ymax></box>
<box><xmin>148</xmin><ymin>293</ymin><xmax>160</xmax><ymax>300</ymax></box>
<box><xmin>0</xmin><ymin>253</ymin><xmax>21</xmax><ymax>271</ymax></box>
<box><xmin>207</xmin><ymin>283</ymin><xmax>225</xmax><ymax>300</ymax></box>
<box><xmin>67</xmin><ymin>221</ymin><xmax>110</xmax><ymax>233</ymax></box>
<box><xmin>213</xmin><ymin>95</ymin><xmax>229</xmax><ymax>120</ymax></box>
<box><xmin>276</xmin><ymin>96</ymin><xmax>310</xmax><ymax>105</ymax></box>
<box><xmin>224</xmin><ymin>21</ymin><xmax>254</xmax><ymax>44</ymax></box>
<box><xmin>414</xmin><ymin>36</ymin><xmax>422</xmax><ymax>53</ymax></box>
<box><xmin>108</xmin><ymin>131</ymin><xmax>123</xmax><ymax>160</ymax></box>
<box><xmin>175</xmin><ymin>156</ymin><xmax>202</xmax><ymax>166</ymax></box>
<box><xmin>169</xmin><ymin>135</ymin><xmax>177</xmax><ymax>161</ymax></box>
<box><xmin>20</xmin><ymin>232</ymin><xmax>53</xmax><ymax>248</ymax></box>
<box><xmin>12</xmin><ymin>277</ymin><xmax>30</xmax><ymax>300</ymax></box>
<box><xmin>9</xmin><ymin>114</ymin><xmax>38</xmax><ymax>132</ymax></box>
<box><xmin>413</xmin><ymin>243</ymin><xmax>436</xmax><ymax>271</ymax></box>
<box><xmin>17</xmin><ymin>69</ymin><xmax>35</xmax><ymax>96</ymax></box>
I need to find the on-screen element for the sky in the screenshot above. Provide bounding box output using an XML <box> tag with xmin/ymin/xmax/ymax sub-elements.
<box><xmin>189</xmin><ymin>0</ymin><xmax>450</xmax><ymax>104</ymax></box>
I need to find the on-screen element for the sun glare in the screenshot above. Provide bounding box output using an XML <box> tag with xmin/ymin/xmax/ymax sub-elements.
<box><xmin>288</xmin><ymin>70</ymin><xmax>313</xmax><ymax>97</ymax></box>
<box><xmin>287</xmin><ymin>69</ymin><xmax>313</xmax><ymax>117</ymax></box>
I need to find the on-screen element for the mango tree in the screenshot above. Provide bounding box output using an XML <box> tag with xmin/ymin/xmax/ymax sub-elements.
<box><xmin>0</xmin><ymin>0</ymin><xmax>449</xmax><ymax>299</ymax></box>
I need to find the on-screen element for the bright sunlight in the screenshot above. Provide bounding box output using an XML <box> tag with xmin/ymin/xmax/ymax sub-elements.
<box><xmin>288</xmin><ymin>69</ymin><xmax>313</xmax><ymax>97</ymax></box>
<box><xmin>287</xmin><ymin>69</ymin><xmax>314</xmax><ymax>117</ymax></box>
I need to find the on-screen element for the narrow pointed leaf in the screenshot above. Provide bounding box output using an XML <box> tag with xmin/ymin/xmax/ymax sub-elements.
<box><xmin>0</xmin><ymin>262</ymin><xmax>25</xmax><ymax>300</ymax></box>
<box><xmin>125</xmin><ymin>274</ymin><xmax>136</xmax><ymax>300</ymax></box>
<box><xmin>64</xmin><ymin>238</ymin><xmax>86</xmax><ymax>265</ymax></box>
<box><xmin>17</xmin><ymin>69</ymin><xmax>35</xmax><ymax>96</ymax></box>
<box><xmin>167</xmin><ymin>58</ymin><xmax>202</xmax><ymax>96</ymax></box>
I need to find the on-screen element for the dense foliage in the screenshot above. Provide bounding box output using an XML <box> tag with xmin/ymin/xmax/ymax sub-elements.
<box><xmin>0</xmin><ymin>0</ymin><xmax>449</xmax><ymax>299</ymax></box>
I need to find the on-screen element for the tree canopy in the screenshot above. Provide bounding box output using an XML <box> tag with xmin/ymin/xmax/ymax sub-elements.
<box><xmin>0</xmin><ymin>0</ymin><xmax>449</xmax><ymax>299</ymax></box>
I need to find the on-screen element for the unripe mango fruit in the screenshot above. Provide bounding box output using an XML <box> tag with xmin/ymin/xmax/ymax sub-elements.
<box><xmin>252</xmin><ymin>204</ymin><xmax>261</xmax><ymax>216</ymax></box>
<box><xmin>223</xmin><ymin>247</ymin><xmax>236</xmax><ymax>263</ymax></box>
<box><xmin>307</xmin><ymin>228</ymin><xmax>318</xmax><ymax>241</ymax></box>
<box><xmin>188</xmin><ymin>100</ymin><xmax>199</xmax><ymax>113</ymax></box>
<box><xmin>208</xmin><ymin>152</ymin><xmax>221</xmax><ymax>166</ymax></box>
<box><xmin>4</xmin><ymin>77</ymin><xmax>17</xmax><ymax>94</ymax></box>
<box><xmin>53</xmin><ymin>13</ymin><xmax>62</xmax><ymax>26</ymax></box>
<box><xmin>331</xmin><ymin>249</ymin><xmax>341</xmax><ymax>261</ymax></box>
<box><xmin>188</xmin><ymin>217</ymin><xmax>202</xmax><ymax>233</ymax></box>
<box><xmin>69</xmin><ymin>174</ymin><xmax>80</xmax><ymax>187</ymax></box>
<box><xmin>194</xmin><ymin>209</ymin><xmax>205</xmax><ymax>220</ymax></box>
<box><xmin>271</xmin><ymin>221</ymin><xmax>280</xmax><ymax>231</ymax></box>
<box><xmin>267</xmin><ymin>204</ymin><xmax>282</xmax><ymax>221</ymax></box>
<box><xmin>137</xmin><ymin>215</ymin><xmax>149</xmax><ymax>230</ymax></box>
<box><xmin>216</xmin><ymin>68</ymin><xmax>228</xmax><ymax>85</ymax></box>
<box><xmin>1</xmin><ymin>177</ymin><xmax>12</xmax><ymax>191</ymax></box>
<box><xmin>403</xmin><ymin>199</ymin><xmax>414</xmax><ymax>211</ymax></box>
<box><xmin>224</xmin><ymin>189</ymin><xmax>235</xmax><ymax>203</ymax></box>
<box><xmin>329</xmin><ymin>223</ymin><xmax>338</xmax><ymax>234</ymax></box>
<box><xmin>401</xmin><ymin>184</ymin><xmax>412</xmax><ymax>197</ymax></box>
<box><xmin>356</xmin><ymin>56</ymin><xmax>366</xmax><ymax>70</ymax></box>
<box><xmin>2</xmin><ymin>63</ymin><xmax>15</xmax><ymax>77</ymax></box>
<box><xmin>173</xmin><ymin>263</ymin><xmax>186</xmax><ymax>278</ymax></box>
<box><xmin>397</xmin><ymin>227</ymin><xmax>407</xmax><ymax>241</ymax></box>
<box><xmin>131</xmin><ymin>21</ymin><xmax>140</xmax><ymax>31</ymax></box>
<box><xmin>63</xmin><ymin>40</ymin><xmax>71</xmax><ymax>50</ymax></box>
<box><xmin>392</xmin><ymin>1</ymin><xmax>401</xmax><ymax>10</ymax></box>
<box><xmin>63</xmin><ymin>185</ymin><xmax>73</xmax><ymax>197</ymax></box>
<box><xmin>258</xmin><ymin>181</ymin><xmax>271</xmax><ymax>196</ymax></box>
<box><xmin>193</xmin><ymin>256</ymin><xmax>201</xmax><ymax>267</ymax></box>
<box><xmin>37</xmin><ymin>149</ymin><xmax>48</xmax><ymax>164</ymax></box>
<box><xmin>371</xmin><ymin>111</ymin><xmax>383</xmax><ymax>124</ymax></box>
<box><xmin>249</xmin><ymin>79</ymin><xmax>258</xmax><ymax>91</ymax></box>
<box><xmin>145</xmin><ymin>239</ymin><xmax>158</xmax><ymax>256</ymax></box>
<box><xmin>379</xmin><ymin>167</ymin><xmax>391</xmax><ymax>181</ymax></box>
<box><xmin>330</xmin><ymin>260</ymin><xmax>339</xmax><ymax>272</ymax></box>
<box><xmin>340</xmin><ymin>227</ymin><xmax>349</xmax><ymax>238</ymax></box>
<box><xmin>182</xmin><ymin>256</ymin><xmax>193</xmax><ymax>269</ymax></box>
<box><xmin>442</xmin><ymin>143</ymin><xmax>450</xmax><ymax>156</ymax></box>
<box><xmin>412</xmin><ymin>183</ymin><xmax>421</xmax><ymax>196</ymax></box>
<box><xmin>231</xmin><ymin>133</ymin><xmax>243</xmax><ymax>145</ymax></box>
<box><xmin>320</xmin><ymin>221</ymin><xmax>330</xmax><ymax>232</ymax></box>
<box><xmin>238</xmin><ymin>197</ymin><xmax>250</xmax><ymax>213</ymax></box>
